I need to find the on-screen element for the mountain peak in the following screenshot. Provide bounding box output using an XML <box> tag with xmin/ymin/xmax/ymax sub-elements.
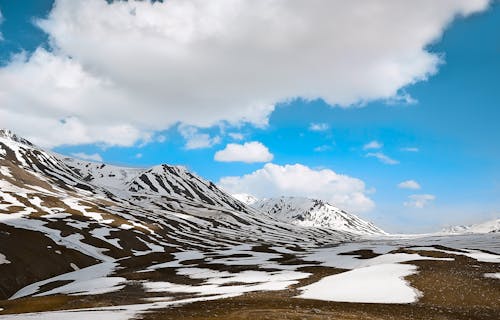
<box><xmin>253</xmin><ymin>196</ymin><xmax>386</xmax><ymax>235</ymax></box>
<box><xmin>232</xmin><ymin>193</ymin><xmax>259</xmax><ymax>205</ymax></box>
<box><xmin>0</xmin><ymin>129</ymin><xmax>34</xmax><ymax>147</ymax></box>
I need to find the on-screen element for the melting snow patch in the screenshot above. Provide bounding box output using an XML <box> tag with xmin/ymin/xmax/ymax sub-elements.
<box><xmin>410</xmin><ymin>246</ymin><xmax>500</xmax><ymax>263</ymax></box>
<box><xmin>0</xmin><ymin>293</ymin><xmax>239</xmax><ymax>320</ymax></box>
<box><xmin>297</xmin><ymin>263</ymin><xmax>421</xmax><ymax>303</ymax></box>
<box><xmin>11</xmin><ymin>262</ymin><xmax>124</xmax><ymax>299</ymax></box>
<box><xmin>484</xmin><ymin>273</ymin><xmax>500</xmax><ymax>279</ymax></box>
<box><xmin>144</xmin><ymin>268</ymin><xmax>309</xmax><ymax>297</ymax></box>
<box><xmin>0</xmin><ymin>166</ymin><xmax>12</xmax><ymax>177</ymax></box>
<box><xmin>0</xmin><ymin>253</ymin><xmax>10</xmax><ymax>264</ymax></box>
<box><xmin>0</xmin><ymin>309</ymin><xmax>137</xmax><ymax>320</ymax></box>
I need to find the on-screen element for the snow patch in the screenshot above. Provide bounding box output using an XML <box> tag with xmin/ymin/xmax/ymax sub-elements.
<box><xmin>297</xmin><ymin>263</ymin><xmax>421</xmax><ymax>303</ymax></box>
<box><xmin>0</xmin><ymin>253</ymin><xmax>11</xmax><ymax>264</ymax></box>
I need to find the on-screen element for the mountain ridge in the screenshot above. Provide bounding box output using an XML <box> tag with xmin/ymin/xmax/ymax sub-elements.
<box><xmin>0</xmin><ymin>129</ymin><xmax>356</xmax><ymax>300</ymax></box>
<box><xmin>252</xmin><ymin>196</ymin><xmax>386</xmax><ymax>235</ymax></box>
<box><xmin>441</xmin><ymin>218</ymin><xmax>500</xmax><ymax>234</ymax></box>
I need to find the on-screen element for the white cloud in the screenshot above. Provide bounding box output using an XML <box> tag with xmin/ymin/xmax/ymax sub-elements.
<box><xmin>385</xmin><ymin>92</ymin><xmax>418</xmax><ymax>105</ymax></box>
<box><xmin>366</xmin><ymin>152</ymin><xmax>399</xmax><ymax>165</ymax></box>
<box><xmin>398</xmin><ymin>180</ymin><xmax>421</xmax><ymax>190</ymax></box>
<box><xmin>228</xmin><ymin>133</ymin><xmax>244</xmax><ymax>141</ymax></box>
<box><xmin>401</xmin><ymin>147</ymin><xmax>420</xmax><ymax>152</ymax></box>
<box><xmin>156</xmin><ymin>135</ymin><xmax>167</xmax><ymax>143</ymax></box>
<box><xmin>218</xmin><ymin>163</ymin><xmax>374</xmax><ymax>213</ymax></box>
<box><xmin>0</xmin><ymin>0</ymin><xmax>491</xmax><ymax>147</ymax></box>
<box><xmin>0</xmin><ymin>9</ymin><xmax>4</xmax><ymax>41</ymax></box>
<box><xmin>404</xmin><ymin>194</ymin><xmax>436</xmax><ymax>208</ymax></box>
<box><xmin>309</xmin><ymin>123</ymin><xmax>329</xmax><ymax>132</ymax></box>
<box><xmin>363</xmin><ymin>140</ymin><xmax>383</xmax><ymax>150</ymax></box>
<box><xmin>135</xmin><ymin>153</ymin><xmax>143</xmax><ymax>159</ymax></box>
<box><xmin>179</xmin><ymin>125</ymin><xmax>220</xmax><ymax>150</ymax></box>
<box><xmin>314</xmin><ymin>145</ymin><xmax>332</xmax><ymax>152</ymax></box>
<box><xmin>71</xmin><ymin>152</ymin><xmax>103</xmax><ymax>162</ymax></box>
<box><xmin>214</xmin><ymin>141</ymin><xmax>273</xmax><ymax>163</ymax></box>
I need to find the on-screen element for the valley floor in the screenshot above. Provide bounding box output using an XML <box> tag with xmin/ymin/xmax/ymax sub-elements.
<box><xmin>0</xmin><ymin>234</ymin><xmax>498</xmax><ymax>320</ymax></box>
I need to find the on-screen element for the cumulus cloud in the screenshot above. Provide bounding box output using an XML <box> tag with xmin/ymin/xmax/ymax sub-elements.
<box><xmin>0</xmin><ymin>0</ymin><xmax>491</xmax><ymax>147</ymax></box>
<box><xmin>214</xmin><ymin>141</ymin><xmax>273</xmax><ymax>163</ymax></box>
<box><xmin>398</xmin><ymin>180</ymin><xmax>421</xmax><ymax>190</ymax></box>
<box><xmin>179</xmin><ymin>126</ymin><xmax>220</xmax><ymax>150</ymax></box>
<box><xmin>366</xmin><ymin>152</ymin><xmax>399</xmax><ymax>165</ymax></box>
<box><xmin>71</xmin><ymin>152</ymin><xmax>103</xmax><ymax>162</ymax></box>
<box><xmin>309</xmin><ymin>123</ymin><xmax>329</xmax><ymax>132</ymax></box>
<box><xmin>404</xmin><ymin>194</ymin><xmax>436</xmax><ymax>208</ymax></box>
<box><xmin>363</xmin><ymin>140</ymin><xmax>383</xmax><ymax>150</ymax></box>
<box><xmin>218</xmin><ymin>163</ymin><xmax>374</xmax><ymax>213</ymax></box>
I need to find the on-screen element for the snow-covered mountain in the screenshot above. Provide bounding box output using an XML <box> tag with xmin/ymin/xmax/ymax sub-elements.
<box><xmin>232</xmin><ymin>193</ymin><xmax>259</xmax><ymax>205</ymax></box>
<box><xmin>0</xmin><ymin>129</ymin><xmax>358</xmax><ymax>301</ymax></box>
<box><xmin>1</xmin><ymin>129</ymin><xmax>499</xmax><ymax>319</ymax></box>
<box><xmin>252</xmin><ymin>196</ymin><xmax>386</xmax><ymax>235</ymax></box>
<box><xmin>441</xmin><ymin>218</ymin><xmax>500</xmax><ymax>234</ymax></box>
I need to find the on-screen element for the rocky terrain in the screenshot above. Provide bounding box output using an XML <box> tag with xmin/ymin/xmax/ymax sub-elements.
<box><xmin>252</xmin><ymin>196</ymin><xmax>385</xmax><ymax>235</ymax></box>
<box><xmin>0</xmin><ymin>129</ymin><xmax>498</xmax><ymax>320</ymax></box>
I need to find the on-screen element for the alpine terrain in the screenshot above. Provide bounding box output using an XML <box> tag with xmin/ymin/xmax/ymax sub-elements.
<box><xmin>441</xmin><ymin>219</ymin><xmax>500</xmax><ymax>234</ymax></box>
<box><xmin>0</xmin><ymin>129</ymin><xmax>498</xmax><ymax>320</ymax></box>
<box><xmin>252</xmin><ymin>196</ymin><xmax>386</xmax><ymax>235</ymax></box>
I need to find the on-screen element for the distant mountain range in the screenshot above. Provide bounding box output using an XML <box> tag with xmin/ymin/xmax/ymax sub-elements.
<box><xmin>441</xmin><ymin>219</ymin><xmax>500</xmax><ymax>234</ymax></box>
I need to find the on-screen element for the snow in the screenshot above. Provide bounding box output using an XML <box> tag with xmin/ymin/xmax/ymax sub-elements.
<box><xmin>484</xmin><ymin>273</ymin><xmax>500</xmax><ymax>279</ymax></box>
<box><xmin>0</xmin><ymin>293</ymin><xmax>239</xmax><ymax>320</ymax></box>
<box><xmin>253</xmin><ymin>196</ymin><xmax>385</xmax><ymax>235</ymax></box>
<box><xmin>297</xmin><ymin>263</ymin><xmax>420</xmax><ymax>303</ymax></box>
<box><xmin>441</xmin><ymin>219</ymin><xmax>500</xmax><ymax>234</ymax></box>
<box><xmin>177</xmin><ymin>268</ymin><xmax>309</xmax><ymax>286</ymax></box>
<box><xmin>0</xmin><ymin>253</ymin><xmax>10</xmax><ymax>264</ymax></box>
<box><xmin>1</xmin><ymin>131</ymin><xmax>499</xmax><ymax>317</ymax></box>
<box><xmin>302</xmin><ymin>242</ymin><xmax>452</xmax><ymax>270</ymax></box>
<box><xmin>146</xmin><ymin>250</ymin><xmax>206</xmax><ymax>270</ymax></box>
<box><xmin>409</xmin><ymin>246</ymin><xmax>500</xmax><ymax>263</ymax></box>
<box><xmin>144</xmin><ymin>270</ymin><xmax>308</xmax><ymax>296</ymax></box>
<box><xmin>232</xmin><ymin>193</ymin><xmax>258</xmax><ymax>205</ymax></box>
<box><xmin>39</xmin><ymin>277</ymin><xmax>125</xmax><ymax>297</ymax></box>
<box><xmin>0</xmin><ymin>166</ymin><xmax>12</xmax><ymax>178</ymax></box>
<box><xmin>11</xmin><ymin>262</ymin><xmax>124</xmax><ymax>299</ymax></box>
<box><xmin>60</xmin><ymin>157</ymin><xmax>143</xmax><ymax>193</ymax></box>
<box><xmin>0</xmin><ymin>310</ymin><xmax>136</xmax><ymax>320</ymax></box>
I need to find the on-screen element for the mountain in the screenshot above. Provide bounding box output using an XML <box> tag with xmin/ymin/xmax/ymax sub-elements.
<box><xmin>1</xmin><ymin>130</ymin><xmax>499</xmax><ymax>319</ymax></box>
<box><xmin>0</xmin><ymin>129</ymin><xmax>356</xmax><ymax>301</ymax></box>
<box><xmin>232</xmin><ymin>193</ymin><xmax>259</xmax><ymax>205</ymax></box>
<box><xmin>441</xmin><ymin>218</ymin><xmax>500</xmax><ymax>234</ymax></box>
<box><xmin>252</xmin><ymin>196</ymin><xmax>386</xmax><ymax>235</ymax></box>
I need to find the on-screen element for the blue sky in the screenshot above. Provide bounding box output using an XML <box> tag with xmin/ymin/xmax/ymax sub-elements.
<box><xmin>0</xmin><ymin>0</ymin><xmax>498</xmax><ymax>232</ymax></box>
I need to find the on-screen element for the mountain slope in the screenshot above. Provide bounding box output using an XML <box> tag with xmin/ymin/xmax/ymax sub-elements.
<box><xmin>232</xmin><ymin>193</ymin><xmax>259</xmax><ymax>205</ymax></box>
<box><xmin>1</xmin><ymin>130</ymin><xmax>499</xmax><ymax>320</ymax></box>
<box><xmin>253</xmin><ymin>196</ymin><xmax>386</xmax><ymax>235</ymax></box>
<box><xmin>0</xmin><ymin>129</ymin><xmax>354</xmax><ymax>300</ymax></box>
<box><xmin>441</xmin><ymin>218</ymin><xmax>500</xmax><ymax>234</ymax></box>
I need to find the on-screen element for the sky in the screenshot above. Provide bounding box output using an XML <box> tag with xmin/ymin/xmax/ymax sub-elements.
<box><xmin>0</xmin><ymin>0</ymin><xmax>498</xmax><ymax>233</ymax></box>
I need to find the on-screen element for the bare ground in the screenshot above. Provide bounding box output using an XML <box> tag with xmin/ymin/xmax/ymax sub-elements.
<box><xmin>0</xmin><ymin>246</ymin><xmax>498</xmax><ymax>320</ymax></box>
